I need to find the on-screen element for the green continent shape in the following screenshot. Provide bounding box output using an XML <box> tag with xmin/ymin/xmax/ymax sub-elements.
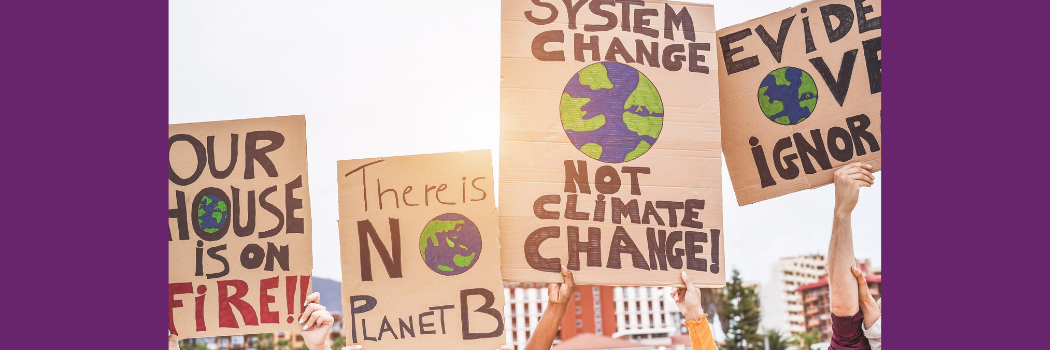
<box><xmin>799</xmin><ymin>98</ymin><xmax>817</xmax><ymax>114</ymax></box>
<box><xmin>624</xmin><ymin>72</ymin><xmax>663</xmax><ymax>114</ymax></box>
<box><xmin>197</xmin><ymin>207</ymin><xmax>205</xmax><ymax>217</ymax></box>
<box><xmin>774</xmin><ymin>116</ymin><xmax>791</xmax><ymax>125</ymax></box>
<box><xmin>204</xmin><ymin>227</ymin><xmax>218</xmax><ymax>233</ymax></box>
<box><xmin>446</xmin><ymin>237</ymin><xmax>454</xmax><ymax>248</ymax></box>
<box><xmin>580</xmin><ymin>143</ymin><xmax>603</xmax><ymax>159</ymax></box>
<box><xmin>623</xmin><ymin>111</ymin><xmax>663</xmax><ymax>138</ymax></box>
<box><xmin>453</xmin><ymin>252</ymin><xmax>476</xmax><ymax>267</ymax></box>
<box><xmin>797</xmin><ymin>72</ymin><xmax>818</xmax><ymax>113</ymax></box>
<box><xmin>624</xmin><ymin>140</ymin><xmax>651</xmax><ymax>162</ymax></box>
<box><xmin>211</xmin><ymin>211</ymin><xmax>224</xmax><ymax>223</ymax></box>
<box><xmin>438</xmin><ymin>265</ymin><xmax>453</xmax><ymax>272</ymax></box>
<box><xmin>561</xmin><ymin>94</ymin><xmax>605</xmax><ymax>132</ymax></box>
<box><xmin>770</xmin><ymin>68</ymin><xmax>791</xmax><ymax>86</ymax></box>
<box><xmin>758</xmin><ymin>86</ymin><xmax>784</xmax><ymax>117</ymax></box>
<box><xmin>215</xmin><ymin>201</ymin><xmax>227</xmax><ymax>212</ymax></box>
<box><xmin>419</xmin><ymin>220</ymin><xmax>465</xmax><ymax>254</ymax></box>
<box><xmin>578</xmin><ymin>63</ymin><xmax>614</xmax><ymax>90</ymax></box>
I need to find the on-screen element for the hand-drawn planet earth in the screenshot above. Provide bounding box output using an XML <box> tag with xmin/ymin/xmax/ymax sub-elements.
<box><xmin>419</xmin><ymin>213</ymin><xmax>482</xmax><ymax>276</ymax></box>
<box><xmin>560</xmin><ymin>61</ymin><xmax>663</xmax><ymax>163</ymax></box>
<box><xmin>196</xmin><ymin>194</ymin><xmax>228</xmax><ymax>233</ymax></box>
<box><xmin>757</xmin><ymin>67</ymin><xmax>818</xmax><ymax>125</ymax></box>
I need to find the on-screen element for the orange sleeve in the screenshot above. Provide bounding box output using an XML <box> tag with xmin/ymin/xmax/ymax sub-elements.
<box><xmin>685</xmin><ymin>315</ymin><xmax>718</xmax><ymax>350</ymax></box>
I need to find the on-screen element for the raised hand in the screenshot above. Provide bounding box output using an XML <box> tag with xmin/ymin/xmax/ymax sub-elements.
<box><xmin>548</xmin><ymin>265</ymin><xmax>577</xmax><ymax>305</ymax></box>
<box><xmin>300</xmin><ymin>292</ymin><xmax>335</xmax><ymax>350</ymax></box>
<box><xmin>524</xmin><ymin>266</ymin><xmax>576</xmax><ymax>350</ymax></box>
<box><xmin>833</xmin><ymin>162</ymin><xmax>874</xmax><ymax>217</ymax></box>
<box><xmin>670</xmin><ymin>271</ymin><xmax>705</xmax><ymax>321</ymax></box>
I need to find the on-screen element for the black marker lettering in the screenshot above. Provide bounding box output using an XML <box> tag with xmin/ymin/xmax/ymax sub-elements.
<box><xmin>755</xmin><ymin>15</ymin><xmax>795</xmax><ymax>63</ymax></box>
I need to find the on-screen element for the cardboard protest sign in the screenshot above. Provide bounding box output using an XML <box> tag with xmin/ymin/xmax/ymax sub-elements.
<box><xmin>717</xmin><ymin>0</ymin><xmax>882</xmax><ymax>205</ymax></box>
<box><xmin>500</xmin><ymin>0</ymin><xmax>724</xmax><ymax>288</ymax></box>
<box><xmin>337</xmin><ymin>150</ymin><xmax>506</xmax><ymax>349</ymax></box>
<box><xmin>168</xmin><ymin>115</ymin><xmax>313</xmax><ymax>339</ymax></box>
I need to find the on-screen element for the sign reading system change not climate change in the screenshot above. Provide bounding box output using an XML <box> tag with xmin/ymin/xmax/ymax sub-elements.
<box><xmin>718</xmin><ymin>0</ymin><xmax>882</xmax><ymax>205</ymax></box>
<box><xmin>500</xmin><ymin>0</ymin><xmax>725</xmax><ymax>288</ymax></box>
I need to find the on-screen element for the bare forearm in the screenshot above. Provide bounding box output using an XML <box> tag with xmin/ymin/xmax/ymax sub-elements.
<box><xmin>859</xmin><ymin>296</ymin><xmax>880</xmax><ymax>329</ymax></box>
<box><xmin>828</xmin><ymin>213</ymin><xmax>859</xmax><ymax>316</ymax></box>
<box><xmin>524</xmin><ymin>304</ymin><xmax>568</xmax><ymax>350</ymax></box>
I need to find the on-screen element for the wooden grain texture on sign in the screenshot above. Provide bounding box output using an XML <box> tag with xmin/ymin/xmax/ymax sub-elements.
<box><xmin>337</xmin><ymin>150</ymin><xmax>506</xmax><ymax>350</ymax></box>
<box><xmin>500</xmin><ymin>0</ymin><xmax>724</xmax><ymax>288</ymax></box>
<box><xmin>717</xmin><ymin>0</ymin><xmax>882</xmax><ymax>205</ymax></box>
<box><xmin>168</xmin><ymin>115</ymin><xmax>313</xmax><ymax>339</ymax></box>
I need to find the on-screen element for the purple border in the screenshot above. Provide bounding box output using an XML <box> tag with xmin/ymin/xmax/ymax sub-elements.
<box><xmin>887</xmin><ymin>1</ymin><xmax>1048</xmax><ymax>347</ymax></box>
<box><xmin>0</xmin><ymin>1</ymin><xmax>167</xmax><ymax>347</ymax></box>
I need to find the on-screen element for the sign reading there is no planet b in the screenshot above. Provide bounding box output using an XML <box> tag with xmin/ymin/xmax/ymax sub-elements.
<box><xmin>500</xmin><ymin>0</ymin><xmax>725</xmax><ymax>288</ymax></box>
<box><xmin>337</xmin><ymin>150</ymin><xmax>506</xmax><ymax>350</ymax></box>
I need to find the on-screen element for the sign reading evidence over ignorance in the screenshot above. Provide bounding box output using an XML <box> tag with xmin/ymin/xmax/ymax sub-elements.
<box><xmin>718</xmin><ymin>0</ymin><xmax>882</xmax><ymax>205</ymax></box>
<box><xmin>501</xmin><ymin>0</ymin><xmax>724</xmax><ymax>288</ymax></box>
<box><xmin>337</xmin><ymin>150</ymin><xmax>506</xmax><ymax>350</ymax></box>
<box><xmin>169</xmin><ymin>115</ymin><xmax>313</xmax><ymax>338</ymax></box>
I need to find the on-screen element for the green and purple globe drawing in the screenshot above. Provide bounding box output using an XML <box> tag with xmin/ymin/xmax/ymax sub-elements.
<box><xmin>196</xmin><ymin>194</ymin><xmax>228</xmax><ymax>233</ymax></box>
<box><xmin>560</xmin><ymin>61</ymin><xmax>663</xmax><ymax>163</ymax></box>
<box><xmin>419</xmin><ymin>213</ymin><xmax>482</xmax><ymax>276</ymax></box>
<box><xmin>758</xmin><ymin>67</ymin><xmax>818</xmax><ymax>125</ymax></box>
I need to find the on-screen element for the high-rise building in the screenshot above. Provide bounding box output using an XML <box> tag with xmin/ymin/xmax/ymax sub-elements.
<box><xmin>760</xmin><ymin>254</ymin><xmax>827</xmax><ymax>335</ymax></box>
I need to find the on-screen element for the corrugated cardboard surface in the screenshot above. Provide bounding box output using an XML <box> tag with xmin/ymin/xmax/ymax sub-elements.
<box><xmin>168</xmin><ymin>115</ymin><xmax>313</xmax><ymax>338</ymax></box>
<box><xmin>337</xmin><ymin>150</ymin><xmax>506</xmax><ymax>349</ymax></box>
<box><xmin>501</xmin><ymin>0</ymin><xmax>724</xmax><ymax>288</ymax></box>
<box><xmin>717</xmin><ymin>0</ymin><xmax>882</xmax><ymax>205</ymax></box>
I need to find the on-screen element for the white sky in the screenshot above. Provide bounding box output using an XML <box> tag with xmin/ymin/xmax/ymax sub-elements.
<box><xmin>169</xmin><ymin>0</ymin><xmax>880</xmax><ymax>285</ymax></box>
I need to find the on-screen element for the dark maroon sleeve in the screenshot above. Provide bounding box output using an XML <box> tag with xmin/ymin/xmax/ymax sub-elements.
<box><xmin>830</xmin><ymin>310</ymin><xmax>872</xmax><ymax>350</ymax></box>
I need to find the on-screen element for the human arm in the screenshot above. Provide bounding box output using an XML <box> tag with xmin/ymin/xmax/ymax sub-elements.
<box><xmin>670</xmin><ymin>271</ymin><xmax>717</xmax><ymax>350</ymax></box>
<box><xmin>169</xmin><ymin>331</ymin><xmax>179</xmax><ymax>350</ymax></box>
<box><xmin>300</xmin><ymin>292</ymin><xmax>335</xmax><ymax>350</ymax></box>
<box><xmin>828</xmin><ymin>162</ymin><xmax>874</xmax><ymax>317</ymax></box>
<box><xmin>851</xmin><ymin>265</ymin><xmax>880</xmax><ymax>329</ymax></box>
<box><xmin>523</xmin><ymin>265</ymin><xmax>576</xmax><ymax>350</ymax></box>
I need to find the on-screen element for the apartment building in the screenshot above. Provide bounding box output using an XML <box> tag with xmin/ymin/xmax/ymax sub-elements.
<box><xmin>759</xmin><ymin>254</ymin><xmax>828</xmax><ymax>335</ymax></box>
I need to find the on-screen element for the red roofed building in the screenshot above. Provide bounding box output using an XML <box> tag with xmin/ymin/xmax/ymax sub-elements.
<box><xmin>796</xmin><ymin>271</ymin><xmax>881</xmax><ymax>341</ymax></box>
